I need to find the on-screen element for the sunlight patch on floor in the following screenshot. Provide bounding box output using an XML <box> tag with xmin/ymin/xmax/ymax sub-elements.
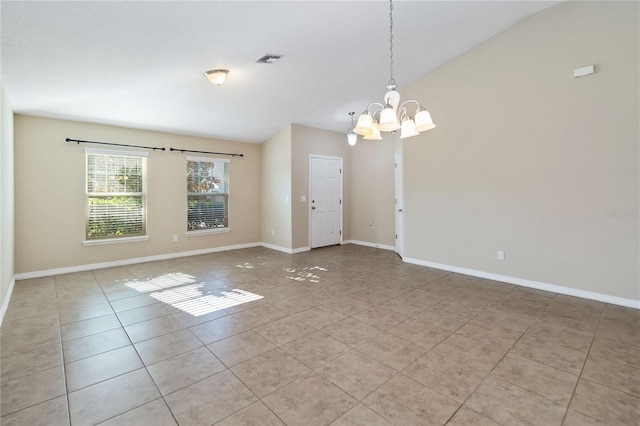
<box><xmin>235</xmin><ymin>263</ymin><xmax>255</xmax><ymax>269</ymax></box>
<box><xmin>149</xmin><ymin>284</ymin><xmax>263</xmax><ymax>316</ymax></box>
<box><xmin>124</xmin><ymin>272</ymin><xmax>197</xmax><ymax>293</ymax></box>
<box><xmin>123</xmin><ymin>272</ymin><xmax>262</xmax><ymax>316</ymax></box>
<box><xmin>284</xmin><ymin>266</ymin><xmax>327</xmax><ymax>283</ymax></box>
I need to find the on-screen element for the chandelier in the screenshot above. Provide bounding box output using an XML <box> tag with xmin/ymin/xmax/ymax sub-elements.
<box><xmin>352</xmin><ymin>0</ymin><xmax>436</xmax><ymax>140</ymax></box>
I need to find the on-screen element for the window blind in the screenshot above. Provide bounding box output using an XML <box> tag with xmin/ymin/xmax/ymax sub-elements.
<box><xmin>186</xmin><ymin>157</ymin><xmax>229</xmax><ymax>231</ymax></box>
<box><xmin>86</xmin><ymin>150</ymin><xmax>147</xmax><ymax>239</ymax></box>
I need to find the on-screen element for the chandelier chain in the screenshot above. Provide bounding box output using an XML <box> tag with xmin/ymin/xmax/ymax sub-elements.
<box><xmin>388</xmin><ymin>0</ymin><xmax>395</xmax><ymax>86</ymax></box>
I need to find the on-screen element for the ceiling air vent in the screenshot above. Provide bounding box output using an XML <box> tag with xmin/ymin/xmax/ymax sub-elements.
<box><xmin>255</xmin><ymin>54</ymin><xmax>282</xmax><ymax>64</ymax></box>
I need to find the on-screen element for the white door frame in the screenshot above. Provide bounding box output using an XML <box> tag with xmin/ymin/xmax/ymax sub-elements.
<box><xmin>395</xmin><ymin>149</ymin><xmax>404</xmax><ymax>258</ymax></box>
<box><xmin>309</xmin><ymin>155</ymin><xmax>343</xmax><ymax>249</ymax></box>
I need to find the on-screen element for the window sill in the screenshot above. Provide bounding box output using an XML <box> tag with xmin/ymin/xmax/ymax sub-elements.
<box><xmin>185</xmin><ymin>228</ymin><xmax>231</xmax><ymax>237</ymax></box>
<box><xmin>83</xmin><ymin>235</ymin><xmax>150</xmax><ymax>246</ymax></box>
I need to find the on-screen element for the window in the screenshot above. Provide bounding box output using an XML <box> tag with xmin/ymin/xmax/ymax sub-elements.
<box><xmin>85</xmin><ymin>149</ymin><xmax>148</xmax><ymax>241</ymax></box>
<box><xmin>186</xmin><ymin>157</ymin><xmax>230</xmax><ymax>233</ymax></box>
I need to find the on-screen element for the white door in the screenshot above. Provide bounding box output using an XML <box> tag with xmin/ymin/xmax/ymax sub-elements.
<box><xmin>395</xmin><ymin>150</ymin><xmax>404</xmax><ymax>258</ymax></box>
<box><xmin>310</xmin><ymin>156</ymin><xmax>342</xmax><ymax>248</ymax></box>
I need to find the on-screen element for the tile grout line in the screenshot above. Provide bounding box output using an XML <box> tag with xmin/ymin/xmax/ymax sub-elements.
<box><xmin>559</xmin><ymin>304</ymin><xmax>605</xmax><ymax>425</ymax></box>
<box><xmin>431</xmin><ymin>288</ymin><xmax>551</xmax><ymax>425</ymax></box>
<box><xmin>94</xmin><ymin>268</ymin><xmax>175</xmax><ymax>426</ymax></box>
<box><xmin>54</xmin><ymin>272</ymin><xmax>73</xmax><ymax>426</ymax></box>
<box><xmin>5</xmin><ymin>248</ymin><xmax>637</xmax><ymax>425</ymax></box>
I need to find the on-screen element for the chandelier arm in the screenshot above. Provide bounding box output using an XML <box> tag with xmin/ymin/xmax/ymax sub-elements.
<box><xmin>371</xmin><ymin>107</ymin><xmax>382</xmax><ymax>121</ymax></box>
<box><xmin>365</xmin><ymin>102</ymin><xmax>385</xmax><ymax>114</ymax></box>
<box><xmin>399</xmin><ymin>99</ymin><xmax>422</xmax><ymax>111</ymax></box>
<box><xmin>398</xmin><ymin>107</ymin><xmax>409</xmax><ymax>121</ymax></box>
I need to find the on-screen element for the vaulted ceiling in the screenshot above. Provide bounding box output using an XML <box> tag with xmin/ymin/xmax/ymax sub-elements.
<box><xmin>1</xmin><ymin>1</ymin><xmax>560</xmax><ymax>143</ymax></box>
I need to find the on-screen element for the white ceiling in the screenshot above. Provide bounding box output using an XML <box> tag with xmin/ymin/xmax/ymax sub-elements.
<box><xmin>1</xmin><ymin>0</ymin><xmax>560</xmax><ymax>143</ymax></box>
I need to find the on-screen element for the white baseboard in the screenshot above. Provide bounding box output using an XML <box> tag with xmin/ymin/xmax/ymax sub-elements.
<box><xmin>0</xmin><ymin>276</ymin><xmax>16</xmax><ymax>326</ymax></box>
<box><xmin>15</xmin><ymin>241</ymin><xmax>635</xmax><ymax>310</ymax></box>
<box><xmin>15</xmin><ymin>242</ymin><xmax>262</xmax><ymax>280</ymax></box>
<box><xmin>14</xmin><ymin>242</ymin><xmax>314</xmax><ymax>280</ymax></box>
<box><xmin>260</xmin><ymin>243</ymin><xmax>310</xmax><ymax>254</ymax></box>
<box><xmin>292</xmin><ymin>246</ymin><xmax>311</xmax><ymax>254</ymax></box>
<box><xmin>345</xmin><ymin>240</ymin><xmax>395</xmax><ymax>251</ymax></box>
<box><xmin>403</xmin><ymin>257</ymin><xmax>640</xmax><ymax>309</ymax></box>
<box><xmin>13</xmin><ymin>240</ymin><xmax>389</xmax><ymax>281</ymax></box>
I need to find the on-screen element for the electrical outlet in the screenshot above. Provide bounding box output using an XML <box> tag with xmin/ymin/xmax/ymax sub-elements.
<box><xmin>172</xmin><ymin>235</ymin><xmax>179</xmax><ymax>242</ymax></box>
<box><xmin>271</xmin><ymin>229</ymin><xmax>275</xmax><ymax>236</ymax></box>
<box><xmin>369</xmin><ymin>221</ymin><xmax>375</xmax><ymax>229</ymax></box>
<box><xmin>497</xmin><ymin>251</ymin><xmax>505</xmax><ymax>261</ymax></box>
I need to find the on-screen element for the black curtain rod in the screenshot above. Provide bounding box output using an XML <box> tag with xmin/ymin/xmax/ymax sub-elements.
<box><xmin>169</xmin><ymin>147</ymin><xmax>243</xmax><ymax>158</ymax></box>
<box><xmin>65</xmin><ymin>138</ymin><xmax>243</xmax><ymax>157</ymax></box>
<box><xmin>66</xmin><ymin>138</ymin><xmax>165</xmax><ymax>151</ymax></box>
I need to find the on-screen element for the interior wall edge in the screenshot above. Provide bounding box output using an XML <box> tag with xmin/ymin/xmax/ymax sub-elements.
<box><xmin>0</xmin><ymin>277</ymin><xmax>16</xmax><ymax>327</ymax></box>
<box><xmin>345</xmin><ymin>240</ymin><xmax>395</xmax><ymax>252</ymax></box>
<box><xmin>403</xmin><ymin>256</ymin><xmax>640</xmax><ymax>310</ymax></box>
<box><xmin>262</xmin><ymin>243</ymin><xmax>310</xmax><ymax>254</ymax></box>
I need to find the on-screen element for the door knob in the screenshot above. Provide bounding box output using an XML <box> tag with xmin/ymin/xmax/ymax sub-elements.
<box><xmin>398</xmin><ymin>209</ymin><xmax>403</xmax><ymax>212</ymax></box>
<box><xmin>312</xmin><ymin>206</ymin><xmax>316</xmax><ymax>210</ymax></box>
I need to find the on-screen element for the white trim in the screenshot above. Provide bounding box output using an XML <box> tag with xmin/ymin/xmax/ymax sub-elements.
<box><xmin>15</xmin><ymin>242</ymin><xmax>262</xmax><ymax>280</ymax></box>
<box><xmin>403</xmin><ymin>257</ymin><xmax>640</xmax><ymax>309</ymax></box>
<box><xmin>260</xmin><ymin>243</ymin><xmax>310</xmax><ymax>254</ymax></box>
<box><xmin>260</xmin><ymin>243</ymin><xmax>291</xmax><ymax>254</ymax></box>
<box><xmin>309</xmin><ymin>155</ymin><xmax>344</xmax><ymax>249</ymax></box>
<box><xmin>394</xmin><ymin>149</ymin><xmax>404</xmax><ymax>258</ymax></box>
<box><xmin>83</xmin><ymin>235</ymin><xmax>150</xmax><ymax>246</ymax></box>
<box><xmin>292</xmin><ymin>246</ymin><xmax>311</xmax><ymax>254</ymax></box>
<box><xmin>186</xmin><ymin>156</ymin><xmax>231</xmax><ymax>163</ymax></box>
<box><xmin>85</xmin><ymin>147</ymin><xmax>149</xmax><ymax>157</ymax></box>
<box><xmin>0</xmin><ymin>277</ymin><xmax>16</xmax><ymax>327</ymax></box>
<box><xmin>345</xmin><ymin>240</ymin><xmax>395</xmax><ymax>251</ymax></box>
<box><xmin>185</xmin><ymin>228</ymin><xmax>231</xmax><ymax>236</ymax></box>
<box><xmin>13</xmin><ymin>240</ymin><xmax>636</xmax><ymax>309</ymax></box>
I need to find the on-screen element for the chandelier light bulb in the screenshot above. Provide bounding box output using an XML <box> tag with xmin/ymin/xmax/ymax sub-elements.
<box><xmin>379</xmin><ymin>107</ymin><xmax>400</xmax><ymax>132</ymax></box>
<box><xmin>400</xmin><ymin>118</ymin><xmax>419</xmax><ymax>139</ymax></box>
<box><xmin>347</xmin><ymin>132</ymin><xmax>358</xmax><ymax>145</ymax></box>
<box><xmin>414</xmin><ymin>109</ymin><xmax>436</xmax><ymax>132</ymax></box>
<box><xmin>353</xmin><ymin>113</ymin><xmax>374</xmax><ymax>136</ymax></box>
<box><xmin>347</xmin><ymin>111</ymin><xmax>358</xmax><ymax>145</ymax></box>
<box><xmin>363</xmin><ymin>121</ymin><xmax>383</xmax><ymax>140</ymax></box>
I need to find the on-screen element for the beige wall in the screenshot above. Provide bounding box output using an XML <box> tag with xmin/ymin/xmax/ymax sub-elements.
<box><xmin>402</xmin><ymin>1</ymin><xmax>639</xmax><ymax>301</ymax></box>
<box><xmin>290</xmin><ymin>124</ymin><xmax>353</xmax><ymax>249</ymax></box>
<box><xmin>1</xmin><ymin>84</ymin><xmax>15</xmax><ymax>321</ymax></box>
<box><xmin>14</xmin><ymin>115</ymin><xmax>261</xmax><ymax>274</ymax></box>
<box><xmin>260</xmin><ymin>125</ymin><xmax>292</xmax><ymax>249</ymax></box>
<box><xmin>348</xmin><ymin>135</ymin><xmax>396</xmax><ymax>247</ymax></box>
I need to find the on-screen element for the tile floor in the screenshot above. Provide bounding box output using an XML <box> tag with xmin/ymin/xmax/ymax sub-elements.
<box><xmin>1</xmin><ymin>244</ymin><xmax>639</xmax><ymax>425</ymax></box>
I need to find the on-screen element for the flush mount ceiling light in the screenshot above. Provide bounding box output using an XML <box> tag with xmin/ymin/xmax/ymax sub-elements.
<box><xmin>347</xmin><ymin>112</ymin><xmax>357</xmax><ymax>146</ymax></box>
<box><xmin>353</xmin><ymin>0</ymin><xmax>436</xmax><ymax>140</ymax></box>
<box><xmin>204</xmin><ymin>69</ymin><xmax>229</xmax><ymax>85</ymax></box>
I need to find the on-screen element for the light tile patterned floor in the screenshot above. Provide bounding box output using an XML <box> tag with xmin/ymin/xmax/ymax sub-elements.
<box><xmin>1</xmin><ymin>245</ymin><xmax>639</xmax><ymax>425</ymax></box>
